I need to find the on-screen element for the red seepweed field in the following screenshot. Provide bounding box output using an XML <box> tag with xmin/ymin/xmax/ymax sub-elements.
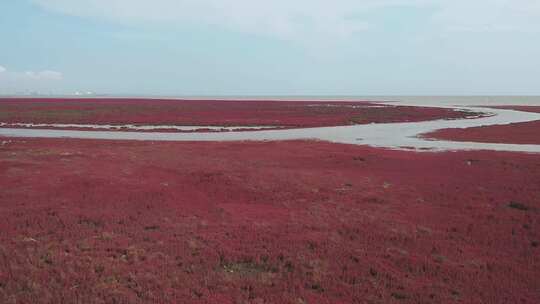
<box><xmin>0</xmin><ymin>99</ymin><xmax>539</xmax><ymax>303</ymax></box>
<box><xmin>424</xmin><ymin>106</ymin><xmax>540</xmax><ymax>145</ymax></box>
<box><xmin>0</xmin><ymin>98</ymin><xmax>477</xmax><ymax>129</ymax></box>
<box><xmin>0</xmin><ymin>138</ymin><xmax>539</xmax><ymax>303</ymax></box>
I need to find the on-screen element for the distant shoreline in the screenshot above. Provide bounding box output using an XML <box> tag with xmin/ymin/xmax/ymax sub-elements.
<box><xmin>2</xmin><ymin>95</ymin><xmax>539</xmax><ymax>106</ymax></box>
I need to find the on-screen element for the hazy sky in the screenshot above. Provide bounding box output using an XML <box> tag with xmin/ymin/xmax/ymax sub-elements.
<box><xmin>1</xmin><ymin>0</ymin><xmax>539</xmax><ymax>95</ymax></box>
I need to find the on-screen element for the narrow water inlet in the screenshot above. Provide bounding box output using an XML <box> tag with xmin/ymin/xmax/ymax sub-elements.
<box><xmin>1</xmin><ymin>103</ymin><xmax>540</xmax><ymax>153</ymax></box>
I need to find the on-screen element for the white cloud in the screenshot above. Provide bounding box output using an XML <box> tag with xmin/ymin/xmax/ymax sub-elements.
<box><xmin>30</xmin><ymin>0</ymin><xmax>540</xmax><ymax>40</ymax></box>
<box><xmin>24</xmin><ymin>70</ymin><xmax>63</xmax><ymax>80</ymax></box>
<box><xmin>0</xmin><ymin>67</ymin><xmax>64</xmax><ymax>93</ymax></box>
<box><xmin>432</xmin><ymin>1</ymin><xmax>540</xmax><ymax>33</ymax></box>
<box><xmin>29</xmin><ymin>0</ymin><xmax>428</xmax><ymax>40</ymax></box>
<box><xmin>0</xmin><ymin>70</ymin><xmax>63</xmax><ymax>81</ymax></box>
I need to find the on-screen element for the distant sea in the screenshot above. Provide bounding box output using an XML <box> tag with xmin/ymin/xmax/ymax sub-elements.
<box><xmin>142</xmin><ymin>95</ymin><xmax>540</xmax><ymax>106</ymax></box>
<box><xmin>2</xmin><ymin>95</ymin><xmax>540</xmax><ymax>106</ymax></box>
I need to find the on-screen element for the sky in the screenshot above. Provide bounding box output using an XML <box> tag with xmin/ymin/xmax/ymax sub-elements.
<box><xmin>1</xmin><ymin>0</ymin><xmax>539</xmax><ymax>96</ymax></box>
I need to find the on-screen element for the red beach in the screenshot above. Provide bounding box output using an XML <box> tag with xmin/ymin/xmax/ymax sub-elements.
<box><xmin>424</xmin><ymin>106</ymin><xmax>540</xmax><ymax>145</ymax></box>
<box><xmin>0</xmin><ymin>99</ymin><xmax>539</xmax><ymax>303</ymax></box>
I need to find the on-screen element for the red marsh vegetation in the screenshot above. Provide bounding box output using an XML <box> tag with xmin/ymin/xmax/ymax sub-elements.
<box><xmin>0</xmin><ymin>98</ymin><xmax>479</xmax><ymax>130</ymax></box>
<box><xmin>0</xmin><ymin>138</ymin><xmax>539</xmax><ymax>303</ymax></box>
<box><xmin>423</xmin><ymin>106</ymin><xmax>540</xmax><ymax>145</ymax></box>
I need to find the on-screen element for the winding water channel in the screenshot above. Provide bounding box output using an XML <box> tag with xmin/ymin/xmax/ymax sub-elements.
<box><xmin>1</xmin><ymin>100</ymin><xmax>540</xmax><ymax>153</ymax></box>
